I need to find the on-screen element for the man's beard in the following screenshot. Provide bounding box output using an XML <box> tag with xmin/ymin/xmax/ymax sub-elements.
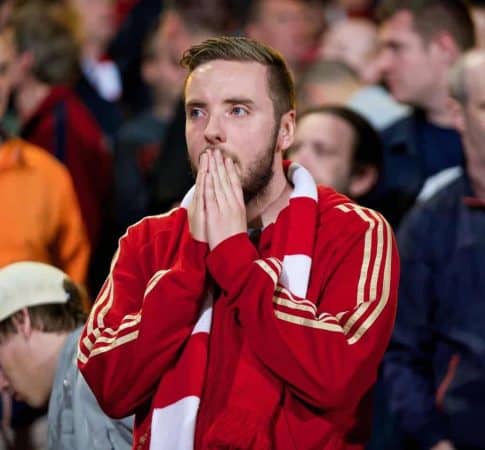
<box><xmin>189</xmin><ymin>124</ymin><xmax>278</xmax><ymax>205</ymax></box>
<box><xmin>240</xmin><ymin>132</ymin><xmax>276</xmax><ymax>204</ymax></box>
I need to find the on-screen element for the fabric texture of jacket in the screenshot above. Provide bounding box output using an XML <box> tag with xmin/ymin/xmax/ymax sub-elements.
<box><xmin>48</xmin><ymin>327</ymin><xmax>133</xmax><ymax>450</ymax></box>
<box><xmin>78</xmin><ymin>184</ymin><xmax>399</xmax><ymax>450</ymax></box>
<box><xmin>20</xmin><ymin>85</ymin><xmax>113</xmax><ymax>246</ymax></box>
<box><xmin>383</xmin><ymin>173</ymin><xmax>485</xmax><ymax>449</ymax></box>
<box><xmin>369</xmin><ymin>109</ymin><xmax>463</xmax><ymax>227</ymax></box>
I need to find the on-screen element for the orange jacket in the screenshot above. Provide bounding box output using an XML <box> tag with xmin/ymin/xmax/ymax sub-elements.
<box><xmin>0</xmin><ymin>139</ymin><xmax>90</xmax><ymax>284</ymax></box>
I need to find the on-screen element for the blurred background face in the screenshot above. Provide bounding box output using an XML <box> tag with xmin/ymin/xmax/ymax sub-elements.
<box><xmin>377</xmin><ymin>10</ymin><xmax>441</xmax><ymax>106</ymax></box>
<box><xmin>290</xmin><ymin>112</ymin><xmax>355</xmax><ymax>193</ymax></box>
<box><xmin>142</xmin><ymin>22</ymin><xmax>186</xmax><ymax>106</ymax></box>
<box><xmin>320</xmin><ymin>19</ymin><xmax>377</xmax><ymax>79</ymax></box>
<box><xmin>246</xmin><ymin>0</ymin><xmax>315</xmax><ymax>70</ymax></box>
<box><xmin>71</xmin><ymin>0</ymin><xmax>116</xmax><ymax>48</ymax></box>
<box><xmin>0</xmin><ymin>31</ymin><xmax>13</xmax><ymax>118</ymax></box>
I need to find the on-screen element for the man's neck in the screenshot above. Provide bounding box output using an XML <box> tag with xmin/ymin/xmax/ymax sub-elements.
<box><xmin>422</xmin><ymin>77</ymin><xmax>456</xmax><ymax>128</ymax></box>
<box><xmin>246</xmin><ymin>160</ymin><xmax>293</xmax><ymax>229</ymax></box>
<box><xmin>15</xmin><ymin>79</ymin><xmax>51</xmax><ymax>123</ymax></box>
<box><xmin>425</xmin><ymin>99</ymin><xmax>456</xmax><ymax>128</ymax></box>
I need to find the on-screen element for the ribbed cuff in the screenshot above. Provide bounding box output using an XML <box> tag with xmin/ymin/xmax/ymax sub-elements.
<box><xmin>207</xmin><ymin>233</ymin><xmax>259</xmax><ymax>294</ymax></box>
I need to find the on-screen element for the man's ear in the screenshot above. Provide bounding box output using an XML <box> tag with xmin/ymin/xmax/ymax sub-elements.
<box><xmin>432</xmin><ymin>31</ymin><xmax>460</xmax><ymax>65</ymax></box>
<box><xmin>11</xmin><ymin>309</ymin><xmax>32</xmax><ymax>340</ymax></box>
<box><xmin>349</xmin><ymin>165</ymin><xmax>378</xmax><ymax>199</ymax></box>
<box><xmin>277</xmin><ymin>110</ymin><xmax>296</xmax><ymax>153</ymax></box>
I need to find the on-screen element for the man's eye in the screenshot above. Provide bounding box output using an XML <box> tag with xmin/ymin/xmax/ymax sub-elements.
<box><xmin>189</xmin><ymin>108</ymin><xmax>203</xmax><ymax>118</ymax></box>
<box><xmin>231</xmin><ymin>106</ymin><xmax>248</xmax><ymax>116</ymax></box>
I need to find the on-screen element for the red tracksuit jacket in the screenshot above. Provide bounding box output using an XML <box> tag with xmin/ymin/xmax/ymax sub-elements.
<box><xmin>78</xmin><ymin>186</ymin><xmax>400</xmax><ymax>449</ymax></box>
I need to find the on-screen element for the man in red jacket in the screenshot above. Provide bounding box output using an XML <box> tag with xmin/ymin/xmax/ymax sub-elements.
<box><xmin>78</xmin><ymin>36</ymin><xmax>400</xmax><ymax>450</ymax></box>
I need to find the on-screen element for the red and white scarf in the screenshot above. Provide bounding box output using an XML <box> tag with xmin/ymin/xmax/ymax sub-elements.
<box><xmin>149</xmin><ymin>162</ymin><xmax>318</xmax><ymax>449</ymax></box>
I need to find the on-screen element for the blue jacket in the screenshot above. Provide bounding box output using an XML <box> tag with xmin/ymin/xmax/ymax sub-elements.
<box><xmin>370</xmin><ymin>110</ymin><xmax>463</xmax><ymax>228</ymax></box>
<box><xmin>383</xmin><ymin>173</ymin><xmax>485</xmax><ymax>449</ymax></box>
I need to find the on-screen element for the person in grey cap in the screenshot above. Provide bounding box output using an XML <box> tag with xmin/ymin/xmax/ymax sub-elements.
<box><xmin>0</xmin><ymin>261</ymin><xmax>133</xmax><ymax>450</ymax></box>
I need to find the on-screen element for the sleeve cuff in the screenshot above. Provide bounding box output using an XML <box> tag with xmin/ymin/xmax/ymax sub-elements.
<box><xmin>207</xmin><ymin>233</ymin><xmax>259</xmax><ymax>293</ymax></box>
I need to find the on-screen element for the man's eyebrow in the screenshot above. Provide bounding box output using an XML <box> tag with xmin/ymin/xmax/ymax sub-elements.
<box><xmin>185</xmin><ymin>98</ymin><xmax>255</xmax><ymax>108</ymax></box>
<box><xmin>224</xmin><ymin>98</ymin><xmax>255</xmax><ymax>106</ymax></box>
<box><xmin>185</xmin><ymin>100</ymin><xmax>206</xmax><ymax>109</ymax></box>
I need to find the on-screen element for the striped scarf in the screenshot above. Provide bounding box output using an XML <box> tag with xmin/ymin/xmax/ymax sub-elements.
<box><xmin>149</xmin><ymin>162</ymin><xmax>318</xmax><ymax>449</ymax></box>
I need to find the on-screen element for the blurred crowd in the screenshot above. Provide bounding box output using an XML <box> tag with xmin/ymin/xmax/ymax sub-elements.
<box><xmin>1</xmin><ymin>0</ymin><xmax>485</xmax><ymax>449</ymax></box>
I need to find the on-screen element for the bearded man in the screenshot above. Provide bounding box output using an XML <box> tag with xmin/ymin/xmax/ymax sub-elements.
<box><xmin>78</xmin><ymin>36</ymin><xmax>400</xmax><ymax>450</ymax></box>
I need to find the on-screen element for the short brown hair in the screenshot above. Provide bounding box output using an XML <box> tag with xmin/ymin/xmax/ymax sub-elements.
<box><xmin>0</xmin><ymin>279</ymin><xmax>86</xmax><ymax>339</ymax></box>
<box><xmin>180</xmin><ymin>36</ymin><xmax>296</xmax><ymax>121</ymax></box>
<box><xmin>11</xmin><ymin>2</ymin><xmax>80</xmax><ymax>85</ymax></box>
<box><xmin>377</xmin><ymin>0</ymin><xmax>476</xmax><ymax>51</ymax></box>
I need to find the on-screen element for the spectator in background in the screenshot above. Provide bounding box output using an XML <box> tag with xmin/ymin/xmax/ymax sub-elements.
<box><xmin>114</xmin><ymin>14</ymin><xmax>185</xmax><ymax>231</ymax></box>
<box><xmin>320</xmin><ymin>17</ymin><xmax>378</xmax><ymax>82</ymax></box>
<box><xmin>0</xmin><ymin>262</ymin><xmax>133</xmax><ymax>450</ymax></box>
<box><xmin>298</xmin><ymin>59</ymin><xmax>409</xmax><ymax>131</ymax></box>
<box><xmin>289</xmin><ymin>105</ymin><xmax>382</xmax><ymax>205</ymax></box>
<box><xmin>70</xmin><ymin>0</ymin><xmax>124</xmax><ymax>143</ymax></box>
<box><xmin>107</xmin><ymin>0</ymin><xmax>164</xmax><ymax>114</ymax></box>
<box><xmin>297</xmin><ymin>60</ymin><xmax>362</xmax><ymax>110</ymax></box>
<box><xmin>372</xmin><ymin>0</ymin><xmax>475</xmax><ymax>227</ymax></box>
<box><xmin>383</xmin><ymin>49</ymin><xmax>485</xmax><ymax>450</ymax></box>
<box><xmin>149</xmin><ymin>0</ymin><xmax>238</xmax><ymax>215</ymax></box>
<box><xmin>0</xmin><ymin>27</ymin><xmax>89</xmax><ymax>286</ymax></box>
<box><xmin>9</xmin><ymin>3</ymin><xmax>113</xmax><ymax>290</ymax></box>
<box><xmin>245</xmin><ymin>0</ymin><xmax>322</xmax><ymax>78</ymax></box>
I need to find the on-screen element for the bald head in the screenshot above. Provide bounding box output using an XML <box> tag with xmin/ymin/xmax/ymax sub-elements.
<box><xmin>449</xmin><ymin>49</ymin><xmax>485</xmax><ymax>105</ymax></box>
<box><xmin>320</xmin><ymin>18</ymin><xmax>377</xmax><ymax>79</ymax></box>
<box><xmin>449</xmin><ymin>49</ymin><xmax>485</xmax><ymax>165</ymax></box>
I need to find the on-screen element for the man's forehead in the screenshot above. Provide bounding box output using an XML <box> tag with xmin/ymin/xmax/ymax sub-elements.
<box><xmin>185</xmin><ymin>60</ymin><xmax>269</xmax><ymax>97</ymax></box>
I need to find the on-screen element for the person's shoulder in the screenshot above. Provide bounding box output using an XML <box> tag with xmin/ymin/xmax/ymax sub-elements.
<box><xmin>380</xmin><ymin>111</ymin><xmax>418</xmax><ymax>149</ymax></box>
<box><xmin>316</xmin><ymin>186</ymin><xmax>387</xmax><ymax>235</ymax></box>
<box><xmin>120</xmin><ymin>207</ymin><xmax>186</xmax><ymax>246</ymax></box>
<box><xmin>10</xmin><ymin>138</ymin><xmax>71</xmax><ymax>178</ymax></box>
<box><xmin>63</xmin><ymin>88</ymin><xmax>107</xmax><ymax>137</ymax></box>
<box><xmin>401</xmin><ymin>173</ymin><xmax>465</xmax><ymax>230</ymax></box>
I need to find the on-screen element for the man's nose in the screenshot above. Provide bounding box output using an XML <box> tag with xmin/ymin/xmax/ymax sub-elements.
<box><xmin>204</xmin><ymin>114</ymin><xmax>226</xmax><ymax>144</ymax></box>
